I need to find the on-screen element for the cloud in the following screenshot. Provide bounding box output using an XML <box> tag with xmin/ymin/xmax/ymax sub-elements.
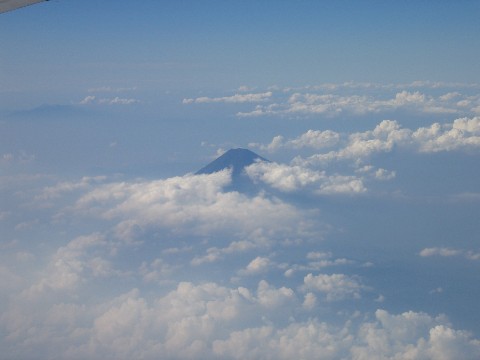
<box><xmin>279</xmin><ymin>117</ymin><xmax>480</xmax><ymax>170</ymax></box>
<box><xmin>238</xmin><ymin>256</ymin><xmax>272</xmax><ymax>276</ymax></box>
<box><xmin>245</xmin><ymin>161</ymin><xmax>366</xmax><ymax>195</ymax></box>
<box><xmin>237</xmin><ymin>90</ymin><xmax>469</xmax><ymax>118</ymax></box>
<box><xmin>0</xmin><ymin>151</ymin><xmax>35</xmax><ymax>165</ymax></box>
<box><xmin>183</xmin><ymin>82</ymin><xmax>478</xmax><ymax>118</ymax></box>
<box><xmin>412</xmin><ymin>117</ymin><xmax>480</xmax><ymax>152</ymax></box>
<box><xmin>419</xmin><ymin>247</ymin><xmax>480</xmax><ymax>261</ymax></box>
<box><xmin>302</xmin><ymin>273</ymin><xmax>364</xmax><ymax>301</ymax></box>
<box><xmin>3</xmin><ymin>269</ymin><xmax>480</xmax><ymax>360</ymax></box>
<box><xmin>214</xmin><ymin>308</ymin><xmax>480</xmax><ymax>360</ymax></box>
<box><xmin>88</xmin><ymin>86</ymin><xmax>138</xmax><ymax>93</ymax></box>
<box><xmin>73</xmin><ymin>170</ymin><xmax>311</xmax><ymax>243</ymax></box>
<box><xmin>283</xmin><ymin>252</ymin><xmax>353</xmax><ymax>276</ymax></box>
<box><xmin>350</xmin><ymin>310</ymin><xmax>480</xmax><ymax>360</ymax></box>
<box><xmin>24</xmin><ymin>233</ymin><xmax>112</xmax><ymax>296</ymax></box>
<box><xmin>79</xmin><ymin>95</ymin><xmax>96</xmax><ymax>104</ymax></box>
<box><xmin>374</xmin><ymin>168</ymin><xmax>396</xmax><ymax>181</ymax></box>
<box><xmin>246</xmin><ymin>118</ymin><xmax>480</xmax><ymax>201</ymax></box>
<box><xmin>250</xmin><ymin>130</ymin><xmax>340</xmax><ymax>153</ymax></box>
<box><xmin>191</xmin><ymin>239</ymin><xmax>271</xmax><ymax>266</ymax></box>
<box><xmin>2</xmin><ymin>96</ymin><xmax>480</xmax><ymax>359</ymax></box>
<box><xmin>2</xmin><ymin>166</ymin><xmax>480</xmax><ymax>359</ymax></box>
<box><xmin>79</xmin><ymin>95</ymin><xmax>140</xmax><ymax>105</ymax></box>
<box><xmin>183</xmin><ymin>92</ymin><xmax>272</xmax><ymax>104</ymax></box>
<box><xmin>102</xmin><ymin>97</ymin><xmax>140</xmax><ymax>105</ymax></box>
<box><xmin>139</xmin><ymin>258</ymin><xmax>175</xmax><ymax>283</ymax></box>
<box><xmin>36</xmin><ymin>176</ymin><xmax>106</xmax><ymax>201</ymax></box>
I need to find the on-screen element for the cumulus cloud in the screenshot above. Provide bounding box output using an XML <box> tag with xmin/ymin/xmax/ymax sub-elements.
<box><xmin>36</xmin><ymin>176</ymin><xmax>106</xmax><ymax>201</ymax></box>
<box><xmin>302</xmin><ymin>273</ymin><xmax>364</xmax><ymax>301</ymax></box>
<box><xmin>237</xmin><ymin>90</ymin><xmax>473</xmax><ymax>118</ymax></box>
<box><xmin>3</xmin><ymin>270</ymin><xmax>480</xmax><ymax>360</ymax></box>
<box><xmin>24</xmin><ymin>233</ymin><xmax>113</xmax><ymax>295</ymax></box>
<box><xmin>2</xmin><ymin>97</ymin><xmax>480</xmax><ymax>359</ymax></box>
<box><xmin>238</xmin><ymin>256</ymin><xmax>272</xmax><ymax>276</ymax></box>
<box><xmin>246</xmin><ymin>118</ymin><xmax>479</xmax><ymax>201</ymax></box>
<box><xmin>413</xmin><ymin>117</ymin><xmax>480</xmax><ymax>152</ymax></box>
<box><xmin>1</xmin><ymin>165</ymin><xmax>480</xmax><ymax>360</ymax></box>
<box><xmin>250</xmin><ymin>129</ymin><xmax>340</xmax><ymax>153</ymax></box>
<box><xmin>245</xmin><ymin>161</ymin><xmax>366</xmax><ymax>195</ymax></box>
<box><xmin>279</xmin><ymin>117</ymin><xmax>480</xmax><ymax>170</ymax></box>
<box><xmin>214</xmin><ymin>308</ymin><xmax>480</xmax><ymax>360</ymax></box>
<box><xmin>73</xmin><ymin>169</ymin><xmax>311</xmax><ymax>243</ymax></box>
<box><xmin>178</xmin><ymin>82</ymin><xmax>478</xmax><ymax>119</ymax></box>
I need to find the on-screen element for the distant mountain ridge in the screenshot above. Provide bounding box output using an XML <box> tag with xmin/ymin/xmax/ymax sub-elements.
<box><xmin>196</xmin><ymin>148</ymin><xmax>269</xmax><ymax>192</ymax></box>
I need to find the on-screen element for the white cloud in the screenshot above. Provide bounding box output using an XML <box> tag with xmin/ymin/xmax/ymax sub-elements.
<box><xmin>250</xmin><ymin>130</ymin><xmax>340</xmax><ymax>153</ymax></box>
<box><xmin>420</xmin><ymin>247</ymin><xmax>462</xmax><ymax>257</ymax></box>
<box><xmin>214</xmin><ymin>308</ymin><xmax>480</xmax><ymax>360</ymax></box>
<box><xmin>183</xmin><ymin>92</ymin><xmax>272</xmax><ymax>104</ymax></box>
<box><xmin>440</xmin><ymin>92</ymin><xmax>462</xmax><ymax>101</ymax></box>
<box><xmin>2</xmin><ymin>94</ymin><xmax>480</xmax><ymax>359</ymax></box>
<box><xmin>246</xmin><ymin>162</ymin><xmax>324</xmax><ymax>192</ymax></box>
<box><xmin>139</xmin><ymin>258</ymin><xmax>174</xmax><ymax>283</ymax></box>
<box><xmin>79</xmin><ymin>95</ymin><xmax>96</xmax><ymax>104</ymax></box>
<box><xmin>88</xmin><ymin>86</ymin><xmax>138</xmax><ymax>93</ymax></box>
<box><xmin>286</xmin><ymin>117</ymin><xmax>480</xmax><ymax>170</ymax></box>
<box><xmin>350</xmin><ymin>310</ymin><xmax>480</xmax><ymax>360</ymax></box>
<box><xmin>413</xmin><ymin>117</ymin><xmax>480</xmax><ymax>152</ymax></box>
<box><xmin>419</xmin><ymin>247</ymin><xmax>480</xmax><ymax>261</ymax></box>
<box><xmin>180</xmin><ymin>82</ymin><xmax>480</xmax><ymax>118</ymax></box>
<box><xmin>238</xmin><ymin>256</ymin><xmax>272</xmax><ymax>276</ymax></box>
<box><xmin>79</xmin><ymin>95</ymin><xmax>140</xmax><ymax>105</ymax></box>
<box><xmin>2</xmin><ymin>260</ymin><xmax>480</xmax><ymax>360</ymax></box>
<box><xmin>36</xmin><ymin>176</ymin><xmax>106</xmax><ymax>201</ymax></box>
<box><xmin>237</xmin><ymin>90</ymin><xmax>467</xmax><ymax>118</ymax></box>
<box><xmin>73</xmin><ymin>170</ymin><xmax>311</xmax><ymax>243</ymax></box>
<box><xmin>302</xmin><ymin>292</ymin><xmax>317</xmax><ymax>310</ymax></box>
<box><xmin>374</xmin><ymin>168</ymin><xmax>396</xmax><ymax>181</ymax></box>
<box><xmin>246</xmin><ymin>161</ymin><xmax>366</xmax><ymax>195</ymax></box>
<box><xmin>288</xmin><ymin>129</ymin><xmax>340</xmax><ymax>149</ymax></box>
<box><xmin>0</xmin><ymin>151</ymin><xmax>35</xmax><ymax>165</ymax></box>
<box><xmin>302</xmin><ymin>273</ymin><xmax>364</xmax><ymax>301</ymax></box>
<box><xmin>24</xmin><ymin>233</ymin><xmax>110</xmax><ymax>295</ymax></box>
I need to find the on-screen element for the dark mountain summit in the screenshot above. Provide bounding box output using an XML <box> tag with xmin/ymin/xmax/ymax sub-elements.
<box><xmin>196</xmin><ymin>148</ymin><xmax>269</xmax><ymax>192</ymax></box>
<box><xmin>196</xmin><ymin>148</ymin><xmax>268</xmax><ymax>176</ymax></box>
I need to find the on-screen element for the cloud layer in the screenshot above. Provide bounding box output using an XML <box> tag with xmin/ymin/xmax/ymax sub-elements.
<box><xmin>183</xmin><ymin>82</ymin><xmax>480</xmax><ymax>119</ymax></box>
<box><xmin>2</xmin><ymin>98</ymin><xmax>480</xmax><ymax>358</ymax></box>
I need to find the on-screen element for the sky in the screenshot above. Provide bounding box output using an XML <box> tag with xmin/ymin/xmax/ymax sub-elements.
<box><xmin>1</xmin><ymin>1</ymin><xmax>480</xmax><ymax>359</ymax></box>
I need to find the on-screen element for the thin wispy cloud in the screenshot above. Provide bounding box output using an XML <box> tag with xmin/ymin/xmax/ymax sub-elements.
<box><xmin>183</xmin><ymin>91</ymin><xmax>272</xmax><ymax>104</ymax></box>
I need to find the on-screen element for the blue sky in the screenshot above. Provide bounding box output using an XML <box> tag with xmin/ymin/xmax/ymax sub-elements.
<box><xmin>2</xmin><ymin>1</ymin><xmax>480</xmax><ymax>359</ymax></box>
<box><xmin>2</xmin><ymin>1</ymin><xmax>480</xmax><ymax>99</ymax></box>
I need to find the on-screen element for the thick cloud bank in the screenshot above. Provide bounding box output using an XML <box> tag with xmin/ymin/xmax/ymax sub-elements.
<box><xmin>2</xmin><ymin>114</ymin><xmax>480</xmax><ymax>359</ymax></box>
<box><xmin>3</xmin><ymin>280</ymin><xmax>480</xmax><ymax>359</ymax></box>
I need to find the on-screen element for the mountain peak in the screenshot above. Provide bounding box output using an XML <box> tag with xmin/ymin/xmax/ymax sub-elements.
<box><xmin>195</xmin><ymin>148</ymin><xmax>268</xmax><ymax>192</ymax></box>
<box><xmin>196</xmin><ymin>148</ymin><xmax>268</xmax><ymax>177</ymax></box>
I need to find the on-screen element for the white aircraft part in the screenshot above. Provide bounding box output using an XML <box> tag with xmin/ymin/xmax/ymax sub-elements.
<box><xmin>0</xmin><ymin>0</ymin><xmax>46</xmax><ymax>13</ymax></box>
